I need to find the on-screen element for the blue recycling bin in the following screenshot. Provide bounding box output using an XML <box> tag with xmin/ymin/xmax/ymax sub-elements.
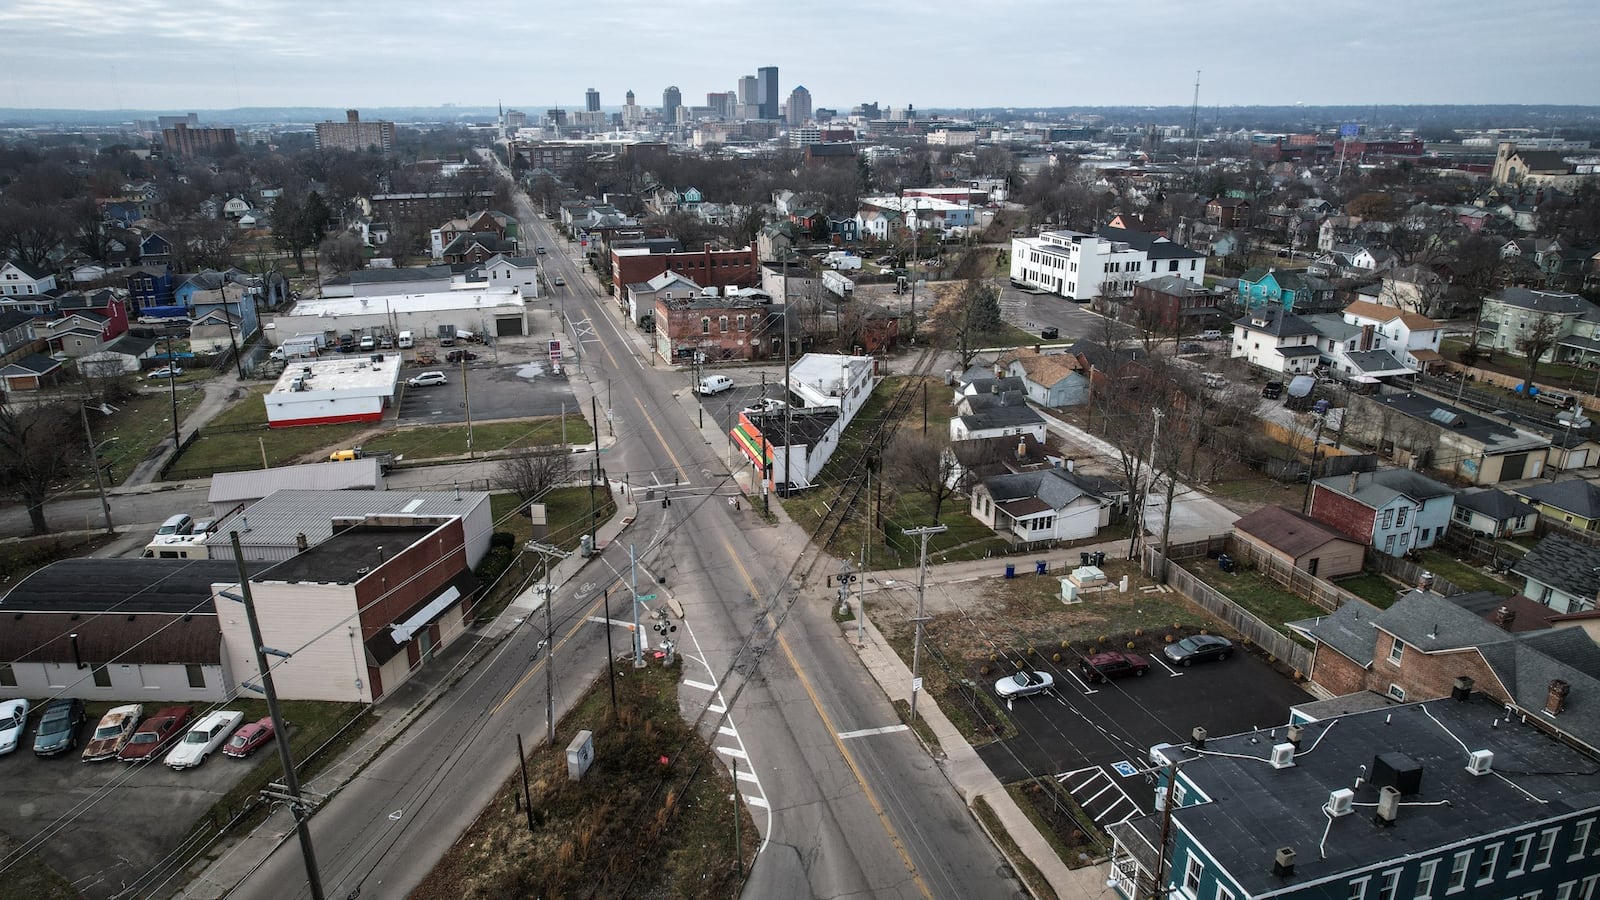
<box><xmin>1035</xmin><ymin>561</ymin><xmax>1048</xmax><ymax>575</ymax></box>
<box><xmin>1004</xmin><ymin>564</ymin><xmax>1015</xmax><ymax>579</ymax></box>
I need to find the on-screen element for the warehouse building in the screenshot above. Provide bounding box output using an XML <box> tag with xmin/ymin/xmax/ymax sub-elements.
<box><xmin>272</xmin><ymin>287</ymin><xmax>530</xmax><ymax>342</ymax></box>
<box><xmin>265</xmin><ymin>354</ymin><xmax>403</xmax><ymax>427</ymax></box>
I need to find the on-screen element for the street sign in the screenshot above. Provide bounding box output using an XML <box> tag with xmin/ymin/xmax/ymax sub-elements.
<box><xmin>911</xmin><ymin>677</ymin><xmax>923</xmax><ymax>694</ymax></box>
<box><xmin>638</xmin><ymin>593</ymin><xmax>657</xmax><ymax>602</ymax></box>
<box><xmin>547</xmin><ymin>339</ymin><xmax>562</xmax><ymax>360</ymax></box>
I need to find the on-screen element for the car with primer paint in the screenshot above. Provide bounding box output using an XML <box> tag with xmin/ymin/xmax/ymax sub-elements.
<box><xmin>118</xmin><ymin>706</ymin><xmax>194</xmax><ymax>763</ymax></box>
<box><xmin>994</xmin><ymin>670</ymin><xmax>1054</xmax><ymax>699</ymax></box>
<box><xmin>1078</xmin><ymin>651</ymin><xmax>1150</xmax><ymax>683</ymax></box>
<box><xmin>81</xmin><ymin>703</ymin><xmax>144</xmax><ymax>762</ymax></box>
<box><xmin>164</xmin><ymin>710</ymin><xmax>243</xmax><ymax>770</ymax></box>
<box><xmin>0</xmin><ymin>699</ymin><xmax>29</xmax><ymax>756</ymax></box>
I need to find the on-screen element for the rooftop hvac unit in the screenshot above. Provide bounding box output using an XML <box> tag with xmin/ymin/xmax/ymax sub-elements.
<box><xmin>1466</xmin><ymin>749</ymin><xmax>1494</xmax><ymax>776</ymax></box>
<box><xmin>1273</xmin><ymin>848</ymin><xmax>1296</xmax><ymax>878</ymax></box>
<box><xmin>1327</xmin><ymin>788</ymin><xmax>1354</xmax><ymax>817</ymax></box>
<box><xmin>1376</xmin><ymin>785</ymin><xmax>1401</xmax><ymax>826</ymax></box>
<box><xmin>1270</xmin><ymin>742</ymin><xmax>1296</xmax><ymax>769</ymax></box>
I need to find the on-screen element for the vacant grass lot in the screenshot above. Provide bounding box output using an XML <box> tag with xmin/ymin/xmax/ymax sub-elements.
<box><xmin>1414</xmin><ymin>550</ymin><xmax>1517</xmax><ymax>597</ymax></box>
<box><xmin>1181</xmin><ymin>559</ymin><xmax>1325</xmax><ymax>633</ymax></box>
<box><xmin>1334</xmin><ymin>573</ymin><xmax>1405</xmax><ymax>608</ymax></box>
<box><xmin>0</xmin><ymin>833</ymin><xmax>76</xmax><ymax>900</ymax></box>
<box><xmin>412</xmin><ymin>665</ymin><xmax>756</xmax><ymax>899</ymax></box>
<box><xmin>87</xmin><ymin>388</ymin><xmax>205</xmax><ymax>486</ymax></box>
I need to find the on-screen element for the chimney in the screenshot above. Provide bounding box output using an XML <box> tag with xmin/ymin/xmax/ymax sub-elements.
<box><xmin>1017</xmin><ymin>437</ymin><xmax>1028</xmax><ymax>461</ymax></box>
<box><xmin>1451</xmin><ymin>676</ymin><xmax>1474</xmax><ymax>701</ymax></box>
<box><xmin>1375</xmin><ymin>785</ymin><xmax>1401</xmax><ymax>827</ymax></box>
<box><xmin>1546</xmin><ymin>679</ymin><xmax>1570</xmax><ymax>716</ymax></box>
<box><xmin>1192</xmin><ymin>726</ymin><xmax>1207</xmax><ymax>749</ymax></box>
<box><xmin>1348</xmin><ymin>470</ymin><xmax>1360</xmax><ymax>494</ymax></box>
<box><xmin>1273</xmin><ymin>848</ymin><xmax>1296</xmax><ymax>878</ymax></box>
<box><xmin>295</xmin><ymin>532</ymin><xmax>308</xmax><ymax>553</ymax></box>
<box><xmin>1491</xmin><ymin>606</ymin><xmax>1516</xmax><ymax>630</ymax></box>
<box><xmin>1286</xmin><ymin>724</ymin><xmax>1304</xmax><ymax>748</ymax></box>
<box><xmin>1360</xmin><ymin>324</ymin><xmax>1375</xmax><ymax>352</ymax></box>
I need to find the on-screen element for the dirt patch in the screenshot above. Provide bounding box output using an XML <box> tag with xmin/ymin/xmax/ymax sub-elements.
<box><xmin>1009</xmin><ymin>780</ymin><xmax>1110</xmax><ymax>868</ymax></box>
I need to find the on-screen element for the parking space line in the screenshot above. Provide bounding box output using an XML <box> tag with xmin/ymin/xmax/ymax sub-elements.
<box><xmin>744</xmin><ymin>795</ymin><xmax>770</xmax><ymax>809</ymax></box>
<box><xmin>736</xmin><ymin>768</ymin><xmax>758</xmax><ymax>783</ymax></box>
<box><xmin>682</xmin><ymin>679</ymin><xmax>718</xmax><ymax>692</ymax></box>
<box><xmin>1082</xmin><ymin>784</ymin><xmax>1114</xmax><ymax>805</ymax></box>
<box><xmin>837</xmin><ymin>724</ymin><xmax>910</xmax><ymax>740</ymax></box>
<box><xmin>1153</xmin><ymin>657</ymin><xmax>1182</xmax><ymax>677</ymax></box>
<box><xmin>718</xmin><ymin>725</ymin><xmax>738</xmax><ymax>737</ymax></box>
<box><xmin>707</xmin><ymin>703</ymin><xmax>726</xmax><ymax>714</ymax></box>
<box><xmin>716</xmin><ymin>745</ymin><xmax>748</xmax><ymax>760</ymax></box>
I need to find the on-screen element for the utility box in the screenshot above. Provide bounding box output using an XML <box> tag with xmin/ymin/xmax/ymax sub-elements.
<box><xmin>566</xmin><ymin>730</ymin><xmax>595</xmax><ymax>781</ymax></box>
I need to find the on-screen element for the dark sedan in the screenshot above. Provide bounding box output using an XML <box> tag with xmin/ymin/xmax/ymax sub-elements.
<box><xmin>32</xmin><ymin>698</ymin><xmax>85</xmax><ymax>757</ymax></box>
<box><xmin>1163</xmin><ymin>634</ymin><xmax>1234</xmax><ymax>667</ymax></box>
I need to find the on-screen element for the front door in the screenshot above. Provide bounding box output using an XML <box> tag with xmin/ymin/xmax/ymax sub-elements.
<box><xmin>418</xmin><ymin>626</ymin><xmax>436</xmax><ymax>663</ymax></box>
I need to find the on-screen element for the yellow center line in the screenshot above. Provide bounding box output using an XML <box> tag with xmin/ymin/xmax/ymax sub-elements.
<box><xmin>722</xmin><ymin>539</ymin><xmax>935</xmax><ymax>900</ymax></box>
<box><xmin>489</xmin><ymin>589</ymin><xmax>613</xmax><ymax>718</ymax></box>
<box><xmin>633</xmin><ymin>396</ymin><xmax>689</xmax><ymax>483</ymax></box>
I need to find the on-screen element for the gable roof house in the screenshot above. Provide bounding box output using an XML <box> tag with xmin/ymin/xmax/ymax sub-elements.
<box><xmin>43</xmin><ymin>311</ymin><xmax>114</xmax><ymax>357</ymax></box>
<box><xmin>944</xmin><ymin>432</ymin><xmax>1066</xmax><ymax>491</ymax></box>
<box><xmin>1475</xmin><ymin>287</ymin><xmax>1595</xmax><ymax>362</ymax></box>
<box><xmin>1450</xmin><ymin>488</ymin><xmax>1539</xmax><ymax>539</ymax></box>
<box><xmin>1308</xmin><ymin>468</ymin><xmax>1457</xmax><ymax>557</ymax></box>
<box><xmin>1340</xmin><ymin>391</ymin><xmax>1551</xmax><ymax>485</ymax></box>
<box><xmin>1232</xmin><ymin>505</ymin><xmax>1366</xmax><ymax>579</ymax></box>
<box><xmin>1511</xmin><ymin>533</ymin><xmax>1600</xmax><ymax>614</ymax></box>
<box><xmin>1510</xmin><ymin>479</ymin><xmax>1600</xmax><ymax>533</ymax></box>
<box><xmin>1230</xmin><ymin>306</ymin><xmax>1322</xmax><ymax>375</ymax></box>
<box><xmin>0</xmin><ymin>260</ymin><xmax>58</xmax><ymax>299</ymax></box>
<box><xmin>0</xmin><ymin>353</ymin><xmax>64</xmax><ymax>393</ymax></box>
<box><xmin>995</xmin><ymin>348</ymin><xmax>1090</xmax><ymax>407</ymax></box>
<box><xmin>969</xmin><ymin>468</ymin><xmax>1114</xmax><ymax>543</ymax></box>
<box><xmin>1236</xmin><ymin>267</ymin><xmax>1338</xmax><ymax>313</ymax></box>
<box><xmin>949</xmin><ymin>390</ymin><xmax>1046</xmax><ymax>443</ymax></box>
<box><xmin>1342</xmin><ymin>299</ymin><xmax>1446</xmax><ymax>373</ymax></box>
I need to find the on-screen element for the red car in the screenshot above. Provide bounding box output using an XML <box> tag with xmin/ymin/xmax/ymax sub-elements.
<box><xmin>1079</xmin><ymin>651</ymin><xmax>1151</xmax><ymax>683</ymax></box>
<box><xmin>223</xmin><ymin>717</ymin><xmax>275</xmax><ymax>758</ymax></box>
<box><xmin>117</xmin><ymin>706</ymin><xmax>194</xmax><ymax>762</ymax></box>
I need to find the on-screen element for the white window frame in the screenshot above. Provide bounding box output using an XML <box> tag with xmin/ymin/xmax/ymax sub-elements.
<box><xmin>1217</xmin><ymin>887</ymin><xmax>1235</xmax><ymax>900</ymax></box>
<box><xmin>1184</xmin><ymin>857</ymin><xmax>1203</xmax><ymax>895</ymax></box>
<box><xmin>1448</xmin><ymin>851</ymin><xmax>1472</xmax><ymax>893</ymax></box>
<box><xmin>1509</xmin><ymin>834</ymin><xmax>1533</xmax><ymax>876</ymax></box>
<box><xmin>1555</xmin><ymin>882</ymin><xmax>1574</xmax><ymax>900</ymax></box>
<box><xmin>1570</xmin><ymin>819</ymin><xmax>1594</xmax><ymax>862</ymax></box>
<box><xmin>1390</xmin><ymin>639</ymin><xmax>1405</xmax><ymax>665</ymax></box>
<box><xmin>1416</xmin><ymin>860</ymin><xmax>1438</xmax><ymax>899</ymax></box>
<box><xmin>1535</xmin><ymin>828</ymin><xmax>1558</xmax><ymax>869</ymax></box>
<box><xmin>1580</xmin><ymin>876</ymin><xmax>1598</xmax><ymax>900</ymax></box>
<box><xmin>1379</xmin><ymin>869</ymin><xmax>1402</xmax><ymax>900</ymax></box>
<box><xmin>1478</xmin><ymin>843</ymin><xmax>1501</xmax><ymax>885</ymax></box>
<box><xmin>1350</xmin><ymin>876</ymin><xmax>1371</xmax><ymax>900</ymax></box>
<box><xmin>1388</xmin><ymin>683</ymin><xmax>1407</xmax><ymax>702</ymax></box>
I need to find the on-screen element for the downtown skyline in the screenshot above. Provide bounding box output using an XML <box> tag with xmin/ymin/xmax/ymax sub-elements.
<box><xmin>0</xmin><ymin>0</ymin><xmax>1595</xmax><ymax>112</ymax></box>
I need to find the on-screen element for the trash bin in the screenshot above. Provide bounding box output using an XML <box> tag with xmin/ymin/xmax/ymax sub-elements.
<box><xmin>1080</xmin><ymin>552</ymin><xmax>1091</xmax><ymax>567</ymax></box>
<box><xmin>1004</xmin><ymin>564</ymin><xmax>1015</xmax><ymax>579</ymax></box>
<box><xmin>1093</xmin><ymin>551</ymin><xmax>1107</xmax><ymax>566</ymax></box>
<box><xmin>1035</xmin><ymin>561</ymin><xmax>1048</xmax><ymax>575</ymax></box>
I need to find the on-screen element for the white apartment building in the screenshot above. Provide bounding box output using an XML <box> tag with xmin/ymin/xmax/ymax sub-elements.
<box><xmin>1009</xmin><ymin>227</ymin><xmax>1206</xmax><ymax>301</ymax></box>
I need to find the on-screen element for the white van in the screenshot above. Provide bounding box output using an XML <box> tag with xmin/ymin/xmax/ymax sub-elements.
<box><xmin>397</xmin><ymin>331</ymin><xmax>414</xmax><ymax>349</ymax></box>
<box><xmin>697</xmin><ymin>374</ymin><xmax>734</xmax><ymax>396</ymax></box>
<box><xmin>1199</xmin><ymin>330</ymin><xmax>1224</xmax><ymax>341</ymax></box>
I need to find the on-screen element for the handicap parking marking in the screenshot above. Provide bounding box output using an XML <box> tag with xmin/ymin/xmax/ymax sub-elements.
<box><xmin>1111</xmin><ymin>760</ymin><xmax>1138</xmax><ymax>778</ymax></box>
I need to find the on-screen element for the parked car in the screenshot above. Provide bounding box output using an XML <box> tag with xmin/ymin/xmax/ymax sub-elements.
<box><xmin>32</xmin><ymin>698</ymin><xmax>86</xmax><ymax>757</ymax></box>
<box><xmin>118</xmin><ymin>707</ymin><xmax>194</xmax><ymax>762</ymax></box>
<box><xmin>1163</xmin><ymin>634</ymin><xmax>1234</xmax><ymax>667</ymax></box>
<box><xmin>697</xmin><ymin>374</ymin><xmax>734</xmax><ymax>395</ymax></box>
<box><xmin>359</xmin><ymin>335</ymin><xmax>376</xmax><ymax>351</ymax></box>
<box><xmin>223</xmin><ymin>717</ymin><xmax>276</xmax><ymax>758</ymax></box>
<box><xmin>81</xmin><ymin>704</ymin><xmax>145</xmax><ymax>762</ymax></box>
<box><xmin>1040</xmin><ymin>326</ymin><xmax>1059</xmax><ymax>340</ymax></box>
<box><xmin>445</xmin><ymin>350</ymin><xmax>479</xmax><ymax>364</ymax></box>
<box><xmin>536</xmin><ymin>246</ymin><xmax>547</xmax><ymax>254</ymax></box>
<box><xmin>165</xmin><ymin>710</ymin><xmax>243</xmax><ymax>770</ymax></box>
<box><xmin>742</xmin><ymin>397</ymin><xmax>788</xmax><ymax>415</ymax></box>
<box><xmin>156</xmin><ymin>513</ymin><xmax>194</xmax><ymax>537</ymax></box>
<box><xmin>147</xmin><ymin>366</ymin><xmax>183</xmax><ymax>379</ymax></box>
<box><xmin>1179</xmin><ymin>342</ymin><xmax>1204</xmax><ymax>353</ymax></box>
<box><xmin>1261</xmin><ymin>381</ymin><xmax>1284</xmax><ymax>399</ymax></box>
<box><xmin>408</xmin><ymin>371</ymin><xmax>447</xmax><ymax>388</ymax></box>
<box><xmin>1078</xmin><ymin>651</ymin><xmax>1150</xmax><ymax>683</ymax></box>
<box><xmin>0</xmin><ymin>699</ymin><xmax>29</xmax><ymax>755</ymax></box>
<box><xmin>1199</xmin><ymin>330</ymin><xmax>1224</xmax><ymax>341</ymax></box>
<box><xmin>994</xmin><ymin>670</ymin><xmax>1054</xmax><ymax>699</ymax></box>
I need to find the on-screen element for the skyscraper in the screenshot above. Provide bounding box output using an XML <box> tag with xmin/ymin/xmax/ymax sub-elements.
<box><xmin>756</xmin><ymin>66</ymin><xmax>779</xmax><ymax>120</ymax></box>
<box><xmin>585</xmin><ymin>88</ymin><xmax>601</xmax><ymax>112</ymax></box>
<box><xmin>787</xmin><ymin>86</ymin><xmax>812</xmax><ymax>126</ymax></box>
<box><xmin>662</xmin><ymin>86</ymin><xmax>682</xmax><ymax>125</ymax></box>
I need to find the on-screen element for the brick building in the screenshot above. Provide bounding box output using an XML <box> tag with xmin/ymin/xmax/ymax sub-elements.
<box><xmin>315</xmin><ymin>110</ymin><xmax>397</xmax><ymax>153</ymax></box>
<box><xmin>652</xmin><ymin>289</ymin><xmax>785</xmax><ymax>363</ymax></box>
<box><xmin>610</xmin><ymin>243</ymin><xmax>760</xmax><ymax>303</ymax></box>
<box><xmin>161</xmin><ymin>123</ymin><xmax>237</xmax><ymax>158</ymax></box>
<box><xmin>1129</xmin><ymin>275</ymin><xmax>1224</xmax><ymax>331</ymax></box>
<box><xmin>1308</xmin><ymin>468</ymin><xmax>1456</xmax><ymax>557</ymax></box>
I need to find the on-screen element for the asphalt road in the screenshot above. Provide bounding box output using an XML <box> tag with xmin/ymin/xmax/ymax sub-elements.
<box><xmin>227</xmin><ymin>164</ymin><xmax>1015</xmax><ymax>899</ymax></box>
<box><xmin>0</xmin><ymin>485</ymin><xmax>212</xmax><ymax>542</ymax></box>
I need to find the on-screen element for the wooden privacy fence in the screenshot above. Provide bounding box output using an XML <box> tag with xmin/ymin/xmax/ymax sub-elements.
<box><xmin>1224</xmin><ymin>538</ymin><xmax>1373</xmax><ymax>612</ymax></box>
<box><xmin>1143</xmin><ymin>547</ymin><xmax>1314</xmax><ymax>675</ymax></box>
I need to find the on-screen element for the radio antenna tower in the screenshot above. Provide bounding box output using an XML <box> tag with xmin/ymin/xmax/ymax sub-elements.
<box><xmin>1190</xmin><ymin>70</ymin><xmax>1202</xmax><ymax>166</ymax></box>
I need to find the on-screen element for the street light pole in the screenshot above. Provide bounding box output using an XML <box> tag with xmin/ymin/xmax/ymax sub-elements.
<box><xmin>79</xmin><ymin>403</ymin><xmax>113</xmax><ymax>535</ymax></box>
<box><xmin>902</xmin><ymin>523</ymin><xmax>947</xmax><ymax>723</ymax></box>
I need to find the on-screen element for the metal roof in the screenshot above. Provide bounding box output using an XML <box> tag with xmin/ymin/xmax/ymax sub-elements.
<box><xmin>206</xmin><ymin>489</ymin><xmax>488</xmax><ymax>550</ymax></box>
<box><xmin>208</xmin><ymin>460</ymin><xmax>385</xmax><ymax>505</ymax></box>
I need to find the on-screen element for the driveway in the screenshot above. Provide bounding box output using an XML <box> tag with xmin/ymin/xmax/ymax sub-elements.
<box><xmin>978</xmin><ymin>649</ymin><xmax>1310</xmax><ymax>825</ymax></box>
<box><xmin>397</xmin><ymin>359</ymin><xmax>579</xmax><ymax>424</ymax></box>
<box><xmin>0</xmin><ymin>708</ymin><xmax>265</xmax><ymax>900</ymax></box>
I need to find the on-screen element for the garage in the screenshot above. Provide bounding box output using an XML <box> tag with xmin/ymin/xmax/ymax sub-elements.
<box><xmin>495</xmin><ymin>316</ymin><xmax>524</xmax><ymax>337</ymax></box>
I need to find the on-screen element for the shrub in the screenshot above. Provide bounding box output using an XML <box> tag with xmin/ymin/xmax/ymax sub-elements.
<box><xmin>490</xmin><ymin>531</ymin><xmax>516</xmax><ymax>549</ymax></box>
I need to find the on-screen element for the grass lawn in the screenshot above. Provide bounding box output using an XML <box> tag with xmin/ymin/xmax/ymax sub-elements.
<box><xmin>1415</xmin><ymin>550</ymin><xmax>1517</xmax><ymax>597</ymax></box>
<box><xmin>1334</xmin><ymin>573</ymin><xmax>1405</xmax><ymax>608</ymax></box>
<box><xmin>475</xmin><ymin>487</ymin><xmax>617</xmax><ymax>621</ymax></box>
<box><xmin>411</xmin><ymin>664</ymin><xmax>756</xmax><ymax>899</ymax></box>
<box><xmin>87</xmin><ymin>388</ymin><xmax>205</xmax><ymax>486</ymax></box>
<box><xmin>1182</xmin><ymin>560</ymin><xmax>1325</xmax><ymax>629</ymax></box>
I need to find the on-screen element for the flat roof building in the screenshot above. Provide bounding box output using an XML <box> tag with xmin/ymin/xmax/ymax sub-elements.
<box><xmin>265</xmin><ymin>353</ymin><xmax>402</xmax><ymax>427</ymax></box>
<box><xmin>273</xmin><ymin>288</ymin><xmax>529</xmax><ymax>342</ymax></box>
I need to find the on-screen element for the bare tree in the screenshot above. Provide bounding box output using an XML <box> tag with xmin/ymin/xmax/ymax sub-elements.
<box><xmin>1514</xmin><ymin>313</ymin><xmax>1564</xmax><ymax>388</ymax></box>
<box><xmin>496</xmin><ymin>448</ymin><xmax>572</xmax><ymax>502</ymax></box>
<box><xmin>928</xmin><ymin>274</ymin><xmax>1004</xmax><ymax>373</ymax></box>
<box><xmin>0</xmin><ymin>403</ymin><xmax>85</xmax><ymax>535</ymax></box>
<box><xmin>884</xmin><ymin>430</ymin><xmax>959</xmax><ymax>524</ymax></box>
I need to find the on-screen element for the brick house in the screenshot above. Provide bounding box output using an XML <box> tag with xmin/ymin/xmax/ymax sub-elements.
<box><xmin>1293</xmin><ymin>589</ymin><xmax>1600</xmax><ymax>753</ymax></box>
<box><xmin>1130</xmin><ymin>275</ymin><xmax>1223</xmax><ymax>332</ymax></box>
<box><xmin>1204</xmin><ymin>196</ymin><xmax>1250</xmax><ymax>229</ymax></box>
<box><xmin>610</xmin><ymin>243</ymin><xmax>760</xmax><ymax>303</ymax></box>
<box><xmin>652</xmin><ymin>288</ymin><xmax>783</xmax><ymax>363</ymax></box>
<box><xmin>1308</xmin><ymin>468</ymin><xmax>1456</xmax><ymax>557</ymax></box>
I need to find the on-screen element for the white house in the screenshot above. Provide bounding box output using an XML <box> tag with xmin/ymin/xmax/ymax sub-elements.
<box><xmin>1341</xmin><ymin>300</ymin><xmax>1445</xmax><ymax>372</ymax></box>
<box><xmin>483</xmin><ymin>254</ymin><xmax>543</xmax><ymax>299</ymax></box>
<box><xmin>0</xmin><ymin>261</ymin><xmax>57</xmax><ymax>298</ymax></box>
<box><xmin>624</xmin><ymin>271</ymin><xmax>701</xmax><ymax>326</ymax></box>
<box><xmin>1009</xmin><ymin>226</ymin><xmax>1205</xmax><ymax>301</ymax></box>
<box><xmin>950</xmin><ymin>391</ymin><xmax>1047</xmax><ymax>442</ymax></box>
<box><xmin>1230</xmin><ymin>307</ymin><xmax>1322</xmax><ymax>374</ymax></box>
<box><xmin>970</xmin><ymin>468</ymin><xmax>1113</xmax><ymax>542</ymax></box>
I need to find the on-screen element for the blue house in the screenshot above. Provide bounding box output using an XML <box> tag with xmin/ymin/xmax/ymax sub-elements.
<box><xmin>1110</xmin><ymin>696</ymin><xmax>1600</xmax><ymax>900</ymax></box>
<box><xmin>138</xmin><ymin>233</ymin><xmax>173</xmax><ymax>263</ymax></box>
<box><xmin>1238</xmin><ymin>267</ymin><xmax>1338</xmax><ymax>313</ymax></box>
<box><xmin>828</xmin><ymin>216</ymin><xmax>861</xmax><ymax>243</ymax></box>
<box><xmin>125</xmin><ymin>264</ymin><xmax>174</xmax><ymax>312</ymax></box>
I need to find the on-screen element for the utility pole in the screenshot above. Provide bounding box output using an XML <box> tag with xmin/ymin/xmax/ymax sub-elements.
<box><xmin>782</xmin><ymin>288</ymin><xmax>791</xmax><ymax>500</ymax></box>
<box><xmin>224</xmin><ymin>532</ymin><xmax>324</xmax><ymax>900</ymax></box>
<box><xmin>461</xmin><ymin>350</ymin><xmax>473</xmax><ymax>458</ymax></box>
<box><xmin>589</xmin><ymin>396</ymin><xmax>600</xmax><ymax>549</ymax></box>
<box><xmin>79</xmin><ymin>402</ymin><xmax>113</xmax><ymax>535</ymax></box>
<box><xmin>1147</xmin><ymin>757</ymin><xmax>1183</xmax><ymax>900</ymax></box>
<box><xmin>902</xmin><ymin>524</ymin><xmax>947</xmax><ymax>723</ymax></box>
<box><xmin>526</xmin><ymin>541</ymin><xmax>570</xmax><ymax>745</ymax></box>
<box><xmin>1301</xmin><ymin>413</ymin><xmax>1327</xmax><ymax>514</ymax></box>
<box><xmin>163</xmin><ymin>332</ymin><xmax>180</xmax><ymax>453</ymax></box>
<box><xmin>602</xmin><ymin>589</ymin><xmax>618</xmax><ymax>722</ymax></box>
<box><xmin>630</xmin><ymin>543</ymin><xmax>645</xmax><ymax>668</ymax></box>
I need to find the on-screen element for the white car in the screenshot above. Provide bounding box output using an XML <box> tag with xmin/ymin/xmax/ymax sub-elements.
<box><xmin>742</xmin><ymin>397</ymin><xmax>788</xmax><ymax>415</ymax></box>
<box><xmin>0</xmin><ymin>699</ymin><xmax>28</xmax><ymax>755</ymax></box>
<box><xmin>408</xmin><ymin>371</ymin><xmax>447</xmax><ymax>388</ymax></box>
<box><xmin>164</xmin><ymin>710</ymin><xmax>242</xmax><ymax>769</ymax></box>
<box><xmin>147</xmin><ymin>366</ymin><xmax>183</xmax><ymax>379</ymax></box>
<box><xmin>994</xmin><ymin>670</ymin><xmax>1054</xmax><ymax>699</ymax></box>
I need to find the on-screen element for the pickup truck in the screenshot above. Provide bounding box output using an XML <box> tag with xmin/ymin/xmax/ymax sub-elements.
<box><xmin>329</xmin><ymin>446</ymin><xmax>397</xmax><ymax>474</ymax></box>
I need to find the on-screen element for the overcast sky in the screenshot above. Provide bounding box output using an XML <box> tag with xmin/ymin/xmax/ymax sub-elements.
<box><xmin>0</xmin><ymin>0</ymin><xmax>1593</xmax><ymax>112</ymax></box>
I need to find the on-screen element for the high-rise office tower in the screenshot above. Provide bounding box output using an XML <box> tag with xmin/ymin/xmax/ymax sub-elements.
<box><xmin>787</xmin><ymin>85</ymin><xmax>812</xmax><ymax>126</ymax></box>
<box><xmin>707</xmin><ymin>91</ymin><xmax>736</xmax><ymax>118</ymax></box>
<box><xmin>585</xmin><ymin>88</ymin><xmax>601</xmax><ymax>112</ymax></box>
<box><xmin>662</xmin><ymin>86</ymin><xmax>682</xmax><ymax>125</ymax></box>
<box><xmin>756</xmin><ymin>66</ymin><xmax>779</xmax><ymax>119</ymax></box>
<box><xmin>737</xmin><ymin>76</ymin><xmax>758</xmax><ymax>107</ymax></box>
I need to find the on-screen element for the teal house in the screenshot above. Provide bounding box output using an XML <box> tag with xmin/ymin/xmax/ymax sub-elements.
<box><xmin>1238</xmin><ymin>267</ymin><xmax>1338</xmax><ymax>313</ymax></box>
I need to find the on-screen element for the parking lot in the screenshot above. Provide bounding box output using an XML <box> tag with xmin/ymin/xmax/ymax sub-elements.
<box><xmin>691</xmin><ymin>374</ymin><xmax>794</xmax><ymax>434</ymax></box>
<box><xmin>0</xmin><ymin>707</ymin><xmax>266</xmax><ymax>899</ymax></box>
<box><xmin>398</xmin><ymin>356</ymin><xmax>579</xmax><ymax>424</ymax></box>
<box><xmin>978</xmin><ymin>649</ymin><xmax>1310</xmax><ymax>826</ymax></box>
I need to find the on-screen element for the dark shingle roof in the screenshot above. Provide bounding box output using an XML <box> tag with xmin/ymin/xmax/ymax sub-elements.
<box><xmin>1454</xmin><ymin>488</ymin><xmax>1538</xmax><ymax>521</ymax></box>
<box><xmin>1233</xmin><ymin>307</ymin><xmax>1320</xmax><ymax>338</ymax></box>
<box><xmin>1</xmin><ymin>353</ymin><xmax>62</xmax><ymax>376</ymax></box>
<box><xmin>1295</xmin><ymin>598</ymin><xmax>1380</xmax><ymax>665</ymax></box>
<box><xmin>0</xmin><ymin>558</ymin><xmax>255</xmax><ymax>614</ymax></box>
<box><xmin>1096</xmin><ymin>226</ymin><xmax>1203</xmax><ymax>260</ymax></box>
<box><xmin>1511</xmin><ymin>533</ymin><xmax>1600</xmax><ymax>600</ymax></box>
<box><xmin>1490</xmin><ymin>287</ymin><xmax>1591</xmax><ymax>316</ymax></box>
<box><xmin>1235</xmin><ymin>505</ymin><xmax>1360</xmax><ymax>556</ymax></box>
<box><xmin>1512</xmin><ymin>480</ymin><xmax>1600</xmax><ymax>519</ymax></box>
